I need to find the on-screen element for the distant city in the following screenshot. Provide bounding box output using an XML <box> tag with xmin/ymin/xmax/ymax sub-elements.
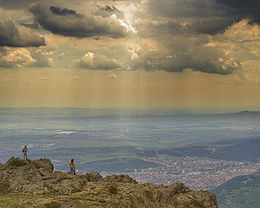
<box><xmin>105</xmin><ymin>155</ymin><xmax>260</xmax><ymax>190</ymax></box>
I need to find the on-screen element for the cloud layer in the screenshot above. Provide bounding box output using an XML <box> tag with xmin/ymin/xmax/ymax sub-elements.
<box><xmin>215</xmin><ymin>0</ymin><xmax>260</xmax><ymax>23</ymax></box>
<box><xmin>30</xmin><ymin>4</ymin><xmax>127</xmax><ymax>38</ymax></box>
<box><xmin>130</xmin><ymin>35</ymin><xmax>240</xmax><ymax>74</ymax></box>
<box><xmin>0</xmin><ymin>21</ymin><xmax>46</xmax><ymax>47</ymax></box>
<box><xmin>0</xmin><ymin>0</ymin><xmax>259</xmax><ymax>77</ymax></box>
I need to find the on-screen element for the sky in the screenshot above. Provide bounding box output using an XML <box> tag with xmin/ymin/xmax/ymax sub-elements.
<box><xmin>0</xmin><ymin>0</ymin><xmax>260</xmax><ymax>111</ymax></box>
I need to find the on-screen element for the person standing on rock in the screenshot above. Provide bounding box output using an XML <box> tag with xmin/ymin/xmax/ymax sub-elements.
<box><xmin>68</xmin><ymin>159</ymin><xmax>77</xmax><ymax>175</ymax></box>
<box><xmin>22</xmin><ymin>145</ymin><xmax>28</xmax><ymax>160</ymax></box>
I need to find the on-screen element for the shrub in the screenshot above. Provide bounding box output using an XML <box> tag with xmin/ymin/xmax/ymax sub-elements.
<box><xmin>108</xmin><ymin>185</ymin><xmax>118</xmax><ymax>194</ymax></box>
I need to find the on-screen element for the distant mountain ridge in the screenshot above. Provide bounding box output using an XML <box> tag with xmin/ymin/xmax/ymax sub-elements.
<box><xmin>235</xmin><ymin>110</ymin><xmax>260</xmax><ymax>115</ymax></box>
<box><xmin>229</xmin><ymin>111</ymin><xmax>260</xmax><ymax>117</ymax></box>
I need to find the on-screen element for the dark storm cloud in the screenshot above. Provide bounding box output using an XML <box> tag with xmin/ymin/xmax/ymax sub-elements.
<box><xmin>148</xmin><ymin>0</ymin><xmax>226</xmax><ymax>18</ymax></box>
<box><xmin>29</xmin><ymin>4</ymin><xmax>127</xmax><ymax>38</ymax></box>
<box><xmin>139</xmin><ymin>17</ymin><xmax>239</xmax><ymax>37</ymax></box>
<box><xmin>0</xmin><ymin>21</ymin><xmax>46</xmax><ymax>47</ymax></box>
<box><xmin>215</xmin><ymin>0</ymin><xmax>260</xmax><ymax>23</ymax></box>
<box><xmin>49</xmin><ymin>6</ymin><xmax>83</xmax><ymax>18</ymax></box>
<box><xmin>145</xmin><ymin>0</ymin><xmax>259</xmax><ymax>35</ymax></box>
<box><xmin>188</xmin><ymin>18</ymin><xmax>239</xmax><ymax>35</ymax></box>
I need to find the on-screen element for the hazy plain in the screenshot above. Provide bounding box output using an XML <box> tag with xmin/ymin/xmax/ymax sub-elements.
<box><xmin>1</xmin><ymin>108</ymin><xmax>260</xmax><ymax>173</ymax></box>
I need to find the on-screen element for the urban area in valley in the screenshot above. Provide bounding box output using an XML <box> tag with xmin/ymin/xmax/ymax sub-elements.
<box><xmin>108</xmin><ymin>155</ymin><xmax>260</xmax><ymax>190</ymax></box>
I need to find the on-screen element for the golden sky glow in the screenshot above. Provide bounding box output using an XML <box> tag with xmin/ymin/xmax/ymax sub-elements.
<box><xmin>1</xmin><ymin>64</ymin><xmax>260</xmax><ymax>110</ymax></box>
<box><xmin>1</xmin><ymin>1</ymin><xmax>260</xmax><ymax>111</ymax></box>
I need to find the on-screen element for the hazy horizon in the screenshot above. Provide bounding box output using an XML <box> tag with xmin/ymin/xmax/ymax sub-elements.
<box><xmin>1</xmin><ymin>106</ymin><xmax>260</xmax><ymax>115</ymax></box>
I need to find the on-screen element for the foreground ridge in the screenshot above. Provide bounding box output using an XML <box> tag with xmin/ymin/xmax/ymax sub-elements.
<box><xmin>0</xmin><ymin>157</ymin><xmax>218</xmax><ymax>208</ymax></box>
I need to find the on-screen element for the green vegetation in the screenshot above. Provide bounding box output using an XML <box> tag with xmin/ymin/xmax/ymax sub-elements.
<box><xmin>0</xmin><ymin>192</ymin><xmax>108</xmax><ymax>208</ymax></box>
<box><xmin>0</xmin><ymin>181</ymin><xmax>217</xmax><ymax>208</ymax></box>
<box><xmin>213</xmin><ymin>171</ymin><xmax>260</xmax><ymax>208</ymax></box>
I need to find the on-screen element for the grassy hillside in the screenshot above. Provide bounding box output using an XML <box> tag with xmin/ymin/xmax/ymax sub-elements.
<box><xmin>213</xmin><ymin>171</ymin><xmax>260</xmax><ymax>208</ymax></box>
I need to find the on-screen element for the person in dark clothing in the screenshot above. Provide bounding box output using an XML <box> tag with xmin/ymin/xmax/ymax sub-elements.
<box><xmin>22</xmin><ymin>145</ymin><xmax>28</xmax><ymax>160</ymax></box>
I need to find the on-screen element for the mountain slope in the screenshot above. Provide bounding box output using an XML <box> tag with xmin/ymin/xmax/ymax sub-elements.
<box><xmin>213</xmin><ymin>171</ymin><xmax>260</xmax><ymax>208</ymax></box>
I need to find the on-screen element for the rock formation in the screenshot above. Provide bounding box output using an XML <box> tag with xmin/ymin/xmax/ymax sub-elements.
<box><xmin>0</xmin><ymin>157</ymin><xmax>218</xmax><ymax>208</ymax></box>
<box><xmin>0</xmin><ymin>157</ymin><xmax>84</xmax><ymax>193</ymax></box>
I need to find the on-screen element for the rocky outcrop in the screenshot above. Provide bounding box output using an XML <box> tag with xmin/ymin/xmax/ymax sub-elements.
<box><xmin>0</xmin><ymin>157</ymin><xmax>84</xmax><ymax>193</ymax></box>
<box><xmin>0</xmin><ymin>158</ymin><xmax>218</xmax><ymax>208</ymax></box>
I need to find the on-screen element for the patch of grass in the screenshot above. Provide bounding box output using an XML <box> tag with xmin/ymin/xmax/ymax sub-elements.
<box><xmin>0</xmin><ymin>198</ymin><xmax>23</xmax><ymax>208</ymax></box>
<box><xmin>0</xmin><ymin>181</ymin><xmax>10</xmax><ymax>194</ymax></box>
<box><xmin>44</xmin><ymin>201</ymin><xmax>62</xmax><ymax>208</ymax></box>
<box><xmin>69</xmin><ymin>193</ymin><xmax>107</xmax><ymax>203</ymax></box>
<box><xmin>0</xmin><ymin>193</ymin><xmax>64</xmax><ymax>208</ymax></box>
